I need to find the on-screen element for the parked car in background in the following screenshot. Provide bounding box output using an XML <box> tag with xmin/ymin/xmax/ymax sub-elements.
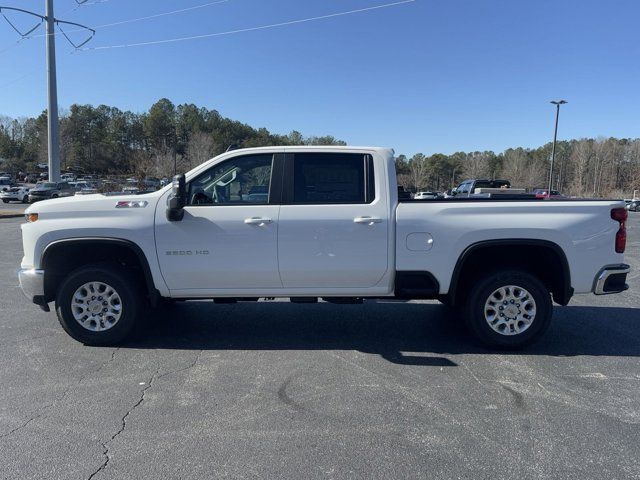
<box><xmin>625</xmin><ymin>199</ymin><xmax>639</xmax><ymax>212</ymax></box>
<box><xmin>0</xmin><ymin>176</ymin><xmax>13</xmax><ymax>192</ymax></box>
<box><xmin>0</xmin><ymin>186</ymin><xmax>30</xmax><ymax>203</ymax></box>
<box><xmin>72</xmin><ymin>181</ymin><xmax>95</xmax><ymax>191</ymax></box>
<box><xmin>28</xmin><ymin>182</ymin><xmax>75</xmax><ymax>202</ymax></box>
<box><xmin>452</xmin><ymin>179</ymin><xmax>512</xmax><ymax>197</ymax></box>
<box><xmin>61</xmin><ymin>173</ymin><xmax>76</xmax><ymax>182</ymax></box>
<box><xmin>413</xmin><ymin>191</ymin><xmax>438</xmax><ymax>200</ymax></box>
<box><xmin>397</xmin><ymin>185</ymin><xmax>411</xmax><ymax>200</ymax></box>
<box><xmin>532</xmin><ymin>188</ymin><xmax>565</xmax><ymax>199</ymax></box>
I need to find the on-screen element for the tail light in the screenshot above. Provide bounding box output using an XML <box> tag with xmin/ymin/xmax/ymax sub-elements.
<box><xmin>611</xmin><ymin>207</ymin><xmax>627</xmax><ymax>253</ymax></box>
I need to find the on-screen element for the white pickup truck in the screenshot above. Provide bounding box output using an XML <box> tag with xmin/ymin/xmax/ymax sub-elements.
<box><xmin>18</xmin><ymin>146</ymin><xmax>630</xmax><ymax>348</ymax></box>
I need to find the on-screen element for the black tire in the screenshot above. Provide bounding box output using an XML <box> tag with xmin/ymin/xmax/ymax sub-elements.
<box><xmin>22</xmin><ymin>195</ymin><xmax>28</xmax><ymax>203</ymax></box>
<box><xmin>55</xmin><ymin>264</ymin><xmax>141</xmax><ymax>346</ymax></box>
<box><xmin>2</xmin><ymin>199</ymin><xmax>8</xmax><ymax>203</ymax></box>
<box><xmin>51</xmin><ymin>194</ymin><xmax>58</xmax><ymax>198</ymax></box>
<box><xmin>464</xmin><ymin>270</ymin><xmax>552</xmax><ymax>349</ymax></box>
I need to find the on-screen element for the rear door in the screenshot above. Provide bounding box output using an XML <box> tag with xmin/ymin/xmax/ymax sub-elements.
<box><xmin>277</xmin><ymin>152</ymin><xmax>389</xmax><ymax>289</ymax></box>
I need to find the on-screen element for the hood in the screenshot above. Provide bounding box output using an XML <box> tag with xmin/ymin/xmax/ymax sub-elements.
<box><xmin>25</xmin><ymin>190</ymin><xmax>163</xmax><ymax>217</ymax></box>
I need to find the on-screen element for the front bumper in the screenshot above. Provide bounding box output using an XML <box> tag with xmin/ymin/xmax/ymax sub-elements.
<box><xmin>18</xmin><ymin>268</ymin><xmax>49</xmax><ymax>310</ymax></box>
<box><xmin>593</xmin><ymin>264</ymin><xmax>630</xmax><ymax>295</ymax></box>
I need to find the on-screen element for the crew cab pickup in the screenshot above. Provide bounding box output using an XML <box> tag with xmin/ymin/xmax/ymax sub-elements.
<box><xmin>18</xmin><ymin>146</ymin><xmax>630</xmax><ymax>348</ymax></box>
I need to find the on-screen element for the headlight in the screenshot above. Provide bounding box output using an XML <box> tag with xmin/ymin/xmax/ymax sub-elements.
<box><xmin>25</xmin><ymin>213</ymin><xmax>38</xmax><ymax>223</ymax></box>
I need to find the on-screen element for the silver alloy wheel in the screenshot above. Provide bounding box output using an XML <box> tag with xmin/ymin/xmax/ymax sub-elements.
<box><xmin>71</xmin><ymin>281</ymin><xmax>123</xmax><ymax>332</ymax></box>
<box><xmin>484</xmin><ymin>285</ymin><xmax>537</xmax><ymax>336</ymax></box>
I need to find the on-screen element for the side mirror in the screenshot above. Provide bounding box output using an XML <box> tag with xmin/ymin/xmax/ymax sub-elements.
<box><xmin>167</xmin><ymin>174</ymin><xmax>186</xmax><ymax>222</ymax></box>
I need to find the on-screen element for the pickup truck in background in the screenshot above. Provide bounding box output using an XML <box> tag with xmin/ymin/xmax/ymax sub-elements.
<box><xmin>18</xmin><ymin>146</ymin><xmax>630</xmax><ymax>349</ymax></box>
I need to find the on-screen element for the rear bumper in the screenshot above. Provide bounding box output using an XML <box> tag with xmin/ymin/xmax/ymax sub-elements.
<box><xmin>18</xmin><ymin>268</ymin><xmax>49</xmax><ymax>310</ymax></box>
<box><xmin>593</xmin><ymin>264</ymin><xmax>630</xmax><ymax>295</ymax></box>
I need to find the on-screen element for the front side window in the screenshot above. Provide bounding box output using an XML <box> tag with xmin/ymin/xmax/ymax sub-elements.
<box><xmin>456</xmin><ymin>182</ymin><xmax>469</xmax><ymax>194</ymax></box>
<box><xmin>292</xmin><ymin>153</ymin><xmax>372</xmax><ymax>204</ymax></box>
<box><xmin>187</xmin><ymin>154</ymin><xmax>273</xmax><ymax>205</ymax></box>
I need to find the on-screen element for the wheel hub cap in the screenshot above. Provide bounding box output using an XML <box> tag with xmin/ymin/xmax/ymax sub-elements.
<box><xmin>484</xmin><ymin>285</ymin><xmax>536</xmax><ymax>336</ymax></box>
<box><xmin>71</xmin><ymin>281</ymin><xmax>122</xmax><ymax>332</ymax></box>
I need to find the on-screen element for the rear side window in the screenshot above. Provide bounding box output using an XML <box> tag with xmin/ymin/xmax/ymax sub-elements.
<box><xmin>291</xmin><ymin>153</ymin><xmax>374</xmax><ymax>204</ymax></box>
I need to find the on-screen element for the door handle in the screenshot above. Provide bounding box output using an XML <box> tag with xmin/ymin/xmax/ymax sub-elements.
<box><xmin>353</xmin><ymin>216</ymin><xmax>383</xmax><ymax>225</ymax></box>
<box><xmin>244</xmin><ymin>217</ymin><xmax>273</xmax><ymax>225</ymax></box>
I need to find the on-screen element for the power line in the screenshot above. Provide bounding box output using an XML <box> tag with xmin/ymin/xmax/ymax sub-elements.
<box><xmin>0</xmin><ymin>5</ymin><xmax>95</xmax><ymax>48</ymax></box>
<box><xmin>83</xmin><ymin>0</ymin><xmax>416</xmax><ymax>51</ymax></box>
<box><xmin>28</xmin><ymin>0</ymin><xmax>230</xmax><ymax>38</ymax></box>
<box><xmin>93</xmin><ymin>0</ymin><xmax>228</xmax><ymax>30</ymax></box>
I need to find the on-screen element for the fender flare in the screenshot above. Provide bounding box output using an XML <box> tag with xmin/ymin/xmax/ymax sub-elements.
<box><xmin>448</xmin><ymin>239</ymin><xmax>573</xmax><ymax>305</ymax></box>
<box><xmin>41</xmin><ymin>237</ymin><xmax>161</xmax><ymax>305</ymax></box>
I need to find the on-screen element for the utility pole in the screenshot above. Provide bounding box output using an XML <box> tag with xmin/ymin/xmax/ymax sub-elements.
<box><xmin>0</xmin><ymin>3</ymin><xmax>94</xmax><ymax>181</ymax></box>
<box><xmin>45</xmin><ymin>0</ymin><xmax>60</xmax><ymax>182</ymax></box>
<box><xmin>548</xmin><ymin>100</ymin><xmax>567</xmax><ymax>194</ymax></box>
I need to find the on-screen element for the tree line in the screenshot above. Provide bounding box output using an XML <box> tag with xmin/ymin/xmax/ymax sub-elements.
<box><xmin>1</xmin><ymin>98</ymin><xmax>638</xmax><ymax>197</ymax></box>
<box><xmin>396</xmin><ymin>138</ymin><xmax>640</xmax><ymax>197</ymax></box>
<box><xmin>0</xmin><ymin>98</ymin><xmax>345</xmax><ymax>179</ymax></box>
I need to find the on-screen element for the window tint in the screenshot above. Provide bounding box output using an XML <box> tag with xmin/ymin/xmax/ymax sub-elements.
<box><xmin>292</xmin><ymin>153</ymin><xmax>369</xmax><ymax>204</ymax></box>
<box><xmin>187</xmin><ymin>154</ymin><xmax>273</xmax><ymax>205</ymax></box>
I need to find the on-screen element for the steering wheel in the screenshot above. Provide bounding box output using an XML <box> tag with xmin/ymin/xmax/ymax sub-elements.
<box><xmin>192</xmin><ymin>191</ymin><xmax>212</xmax><ymax>205</ymax></box>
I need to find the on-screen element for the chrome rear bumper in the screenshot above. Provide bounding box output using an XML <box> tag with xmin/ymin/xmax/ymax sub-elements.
<box><xmin>593</xmin><ymin>264</ymin><xmax>630</xmax><ymax>295</ymax></box>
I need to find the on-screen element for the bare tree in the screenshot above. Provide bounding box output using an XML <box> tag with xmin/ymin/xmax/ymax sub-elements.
<box><xmin>408</xmin><ymin>154</ymin><xmax>429</xmax><ymax>191</ymax></box>
<box><xmin>462</xmin><ymin>152</ymin><xmax>490</xmax><ymax>179</ymax></box>
<box><xmin>186</xmin><ymin>130</ymin><xmax>215</xmax><ymax>171</ymax></box>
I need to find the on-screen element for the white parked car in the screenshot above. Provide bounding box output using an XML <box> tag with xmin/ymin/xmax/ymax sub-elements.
<box><xmin>0</xmin><ymin>185</ymin><xmax>29</xmax><ymax>203</ymax></box>
<box><xmin>0</xmin><ymin>176</ymin><xmax>12</xmax><ymax>192</ymax></box>
<box><xmin>413</xmin><ymin>191</ymin><xmax>438</xmax><ymax>200</ymax></box>
<box><xmin>18</xmin><ymin>146</ymin><xmax>630</xmax><ymax>349</ymax></box>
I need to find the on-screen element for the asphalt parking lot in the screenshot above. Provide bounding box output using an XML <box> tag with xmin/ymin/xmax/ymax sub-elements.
<box><xmin>0</xmin><ymin>215</ymin><xmax>638</xmax><ymax>480</ymax></box>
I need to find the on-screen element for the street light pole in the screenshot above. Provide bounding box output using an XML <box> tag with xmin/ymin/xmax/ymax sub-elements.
<box><xmin>548</xmin><ymin>100</ymin><xmax>567</xmax><ymax>194</ymax></box>
<box><xmin>45</xmin><ymin>0</ymin><xmax>61</xmax><ymax>182</ymax></box>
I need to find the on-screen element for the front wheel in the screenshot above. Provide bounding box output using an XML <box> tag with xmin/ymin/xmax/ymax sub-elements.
<box><xmin>464</xmin><ymin>270</ymin><xmax>552</xmax><ymax>349</ymax></box>
<box><xmin>2</xmin><ymin>199</ymin><xmax>8</xmax><ymax>203</ymax></box>
<box><xmin>55</xmin><ymin>265</ymin><xmax>141</xmax><ymax>346</ymax></box>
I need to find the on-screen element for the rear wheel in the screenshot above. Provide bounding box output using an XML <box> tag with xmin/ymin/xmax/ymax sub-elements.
<box><xmin>464</xmin><ymin>270</ymin><xmax>552</xmax><ymax>349</ymax></box>
<box><xmin>22</xmin><ymin>195</ymin><xmax>28</xmax><ymax>203</ymax></box>
<box><xmin>55</xmin><ymin>264</ymin><xmax>141</xmax><ymax>346</ymax></box>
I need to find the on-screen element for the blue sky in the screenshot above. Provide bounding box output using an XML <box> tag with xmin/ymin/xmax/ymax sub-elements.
<box><xmin>0</xmin><ymin>0</ymin><xmax>638</xmax><ymax>157</ymax></box>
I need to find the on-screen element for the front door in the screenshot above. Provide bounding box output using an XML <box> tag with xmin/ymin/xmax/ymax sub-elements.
<box><xmin>155</xmin><ymin>153</ymin><xmax>282</xmax><ymax>293</ymax></box>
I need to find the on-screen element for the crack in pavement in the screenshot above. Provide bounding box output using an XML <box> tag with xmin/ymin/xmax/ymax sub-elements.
<box><xmin>86</xmin><ymin>350</ymin><xmax>202</xmax><ymax>480</ymax></box>
<box><xmin>87</xmin><ymin>368</ymin><xmax>159</xmax><ymax>480</ymax></box>
<box><xmin>0</xmin><ymin>347</ymin><xmax>120</xmax><ymax>440</ymax></box>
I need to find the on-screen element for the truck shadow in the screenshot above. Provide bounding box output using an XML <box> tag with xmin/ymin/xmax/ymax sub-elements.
<box><xmin>126</xmin><ymin>301</ymin><xmax>640</xmax><ymax>367</ymax></box>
